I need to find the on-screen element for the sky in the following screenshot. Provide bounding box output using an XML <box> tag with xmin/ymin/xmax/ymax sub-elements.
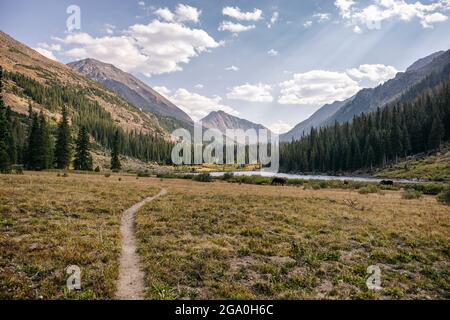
<box><xmin>1</xmin><ymin>0</ymin><xmax>450</xmax><ymax>133</ymax></box>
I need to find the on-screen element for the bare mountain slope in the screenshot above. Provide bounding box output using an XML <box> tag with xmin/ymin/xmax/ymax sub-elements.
<box><xmin>67</xmin><ymin>58</ymin><xmax>192</xmax><ymax>124</ymax></box>
<box><xmin>201</xmin><ymin>110</ymin><xmax>272</xmax><ymax>135</ymax></box>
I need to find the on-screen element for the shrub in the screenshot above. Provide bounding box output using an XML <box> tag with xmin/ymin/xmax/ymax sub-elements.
<box><xmin>437</xmin><ymin>185</ymin><xmax>450</xmax><ymax>204</ymax></box>
<box><xmin>222</xmin><ymin>172</ymin><xmax>234</xmax><ymax>181</ymax></box>
<box><xmin>137</xmin><ymin>172</ymin><xmax>151</xmax><ymax>178</ymax></box>
<box><xmin>286</xmin><ymin>179</ymin><xmax>305</xmax><ymax>186</ymax></box>
<box><xmin>402</xmin><ymin>189</ymin><xmax>423</xmax><ymax>199</ymax></box>
<box><xmin>94</xmin><ymin>166</ymin><xmax>101</xmax><ymax>172</ymax></box>
<box><xmin>408</xmin><ymin>183</ymin><xmax>444</xmax><ymax>195</ymax></box>
<box><xmin>193</xmin><ymin>173</ymin><xmax>213</xmax><ymax>183</ymax></box>
<box><xmin>104</xmin><ymin>173</ymin><xmax>111</xmax><ymax>178</ymax></box>
<box><xmin>62</xmin><ymin>173</ymin><xmax>69</xmax><ymax>178</ymax></box>
<box><xmin>358</xmin><ymin>184</ymin><xmax>378</xmax><ymax>194</ymax></box>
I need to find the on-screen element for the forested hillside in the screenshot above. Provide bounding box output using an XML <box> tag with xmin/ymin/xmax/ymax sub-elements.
<box><xmin>3</xmin><ymin>70</ymin><xmax>173</xmax><ymax>164</ymax></box>
<box><xmin>0</xmin><ymin>31</ymin><xmax>174</xmax><ymax>168</ymax></box>
<box><xmin>280</xmin><ymin>73</ymin><xmax>450</xmax><ymax>173</ymax></box>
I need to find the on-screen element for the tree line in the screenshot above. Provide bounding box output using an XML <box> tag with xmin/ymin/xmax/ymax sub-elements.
<box><xmin>280</xmin><ymin>75</ymin><xmax>450</xmax><ymax>173</ymax></box>
<box><xmin>0</xmin><ymin>66</ymin><xmax>172</xmax><ymax>173</ymax></box>
<box><xmin>3</xmin><ymin>69</ymin><xmax>173</xmax><ymax>165</ymax></box>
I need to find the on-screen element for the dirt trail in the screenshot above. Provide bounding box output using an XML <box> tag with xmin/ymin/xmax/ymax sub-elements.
<box><xmin>115</xmin><ymin>188</ymin><xmax>167</xmax><ymax>300</ymax></box>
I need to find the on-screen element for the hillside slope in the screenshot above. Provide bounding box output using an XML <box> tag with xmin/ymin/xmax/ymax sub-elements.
<box><xmin>0</xmin><ymin>31</ymin><xmax>167</xmax><ymax>137</ymax></box>
<box><xmin>201</xmin><ymin>110</ymin><xmax>272</xmax><ymax>135</ymax></box>
<box><xmin>281</xmin><ymin>50</ymin><xmax>450</xmax><ymax>142</ymax></box>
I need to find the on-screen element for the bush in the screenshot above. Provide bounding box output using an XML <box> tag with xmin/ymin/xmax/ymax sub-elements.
<box><xmin>437</xmin><ymin>185</ymin><xmax>450</xmax><ymax>204</ymax></box>
<box><xmin>286</xmin><ymin>179</ymin><xmax>305</xmax><ymax>186</ymax></box>
<box><xmin>402</xmin><ymin>189</ymin><xmax>423</xmax><ymax>199</ymax></box>
<box><xmin>222</xmin><ymin>172</ymin><xmax>234</xmax><ymax>181</ymax></box>
<box><xmin>408</xmin><ymin>183</ymin><xmax>444</xmax><ymax>195</ymax></box>
<box><xmin>358</xmin><ymin>184</ymin><xmax>378</xmax><ymax>194</ymax></box>
<box><xmin>94</xmin><ymin>166</ymin><xmax>101</xmax><ymax>172</ymax></box>
<box><xmin>137</xmin><ymin>172</ymin><xmax>151</xmax><ymax>178</ymax></box>
<box><xmin>193</xmin><ymin>173</ymin><xmax>213</xmax><ymax>183</ymax></box>
<box><xmin>104</xmin><ymin>173</ymin><xmax>111</xmax><ymax>178</ymax></box>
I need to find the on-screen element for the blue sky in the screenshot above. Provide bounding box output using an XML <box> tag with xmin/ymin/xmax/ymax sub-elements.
<box><xmin>1</xmin><ymin>0</ymin><xmax>450</xmax><ymax>133</ymax></box>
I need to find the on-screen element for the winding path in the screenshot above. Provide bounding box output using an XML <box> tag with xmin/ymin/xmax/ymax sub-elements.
<box><xmin>115</xmin><ymin>188</ymin><xmax>168</xmax><ymax>300</ymax></box>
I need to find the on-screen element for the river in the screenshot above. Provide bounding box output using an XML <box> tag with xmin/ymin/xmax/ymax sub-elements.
<box><xmin>209</xmin><ymin>171</ymin><xmax>422</xmax><ymax>183</ymax></box>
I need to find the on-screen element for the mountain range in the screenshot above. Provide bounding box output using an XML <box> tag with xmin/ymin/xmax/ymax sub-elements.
<box><xmin>67</xmin><ymin>58</ymin><xmax>192</xmax><ymax>125</ymax></box>
<box><xmin>3</xmin><ymin>30</ymin><xmax>449</xmax><ymax>148</ymax></box>
<box><xmin>280</xmin><ymin>49</ymin><xmax>450</xmax><ymax>142</ymax></box>
<box><xmin>201</xmin><ymin>110</ymin><xmax>272</xmax><ymax>136</ymax></box>
<box><xmin>0</xmin><ymin>30</ymin><xmax>167</xmax><ymax>138</ymax></box>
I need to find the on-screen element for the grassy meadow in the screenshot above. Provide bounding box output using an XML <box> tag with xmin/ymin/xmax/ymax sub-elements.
<box><xmin>0</xmin><ymin>171</ymin><xmax>449</xmax><ymax>300</ymax></box>
<box><xmin>0</xmin><ymin>171</ymin><xmax>158</xmax><ymax>299</ymax></box>
<box><xmin>136</xmin><ymin>178</ymin><xmax>449</xmax><ymax>300</ymax></box>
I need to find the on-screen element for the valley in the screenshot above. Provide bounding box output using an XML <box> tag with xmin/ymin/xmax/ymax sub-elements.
<box><xmin>0</xmin><ymin>171</ymin><xmax>448</xmax><ymax>299</ymax></box>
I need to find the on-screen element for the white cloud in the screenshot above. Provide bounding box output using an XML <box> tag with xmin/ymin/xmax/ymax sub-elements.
<box><xmin>268</xmin><ymin>120</ymin><xmax>293</xmax><ymax>134</ymax></box>
<box><xmin>57</xmin><ymin>20</ymin><xmax>219</xmax><ymax>76</ymax></box>
<box><xmin>167</xmin><ymin>88</ymin><xmax>239</xmax><ymax>121</ymax></box>
<box><xmin>227</xmin><ymin>83</ymin><xmax>273</xmax><ymax>103</ymax></box>
<box><xmin>153</xmin><ymin>86</ymin><xmax>172</xmax><ymax>97</ymax></box>
<box><xmin>225</xmin><ymin>65</ymin><xmax>239</xmax><ymax>71</ymax></box>
<box><xmin>154</xmin><ymin>8</ymin><xmax>175</xmax><ymax>22</ymax></box>
<box><xmin>422</xmin><ymin>12</ymin><xmax>448</xmax><ymax>28</ymax></box>
<box><xmin>278</xmin><ymin>70</ymin><xmax>361</xmax><ymax>105</ymax></box>
<box><xmin>303</xmin><ymin>20</ymin><xmax>313</xmax><ymax>28</ymax></box>
<box><xmin>218</xmin><ymin>21</ymin><xmax>255</xmax><ymax>33</ymax></box>
<box><xmin>335</xmin><ymin>0</ymin><xmax>355</xmax><ymax>18</ymax></box>
<box><xmin>335</xmin><ymin>0</ymin><xmax>450</xmax><ymax>31</ymax></box>
<box><xmin>268</xmin><ymin>49</ymin><xmax>279</xmax><ymax>56</ymax></box>
<box><xmin>268</xmin><ymin>11</ymin><xmax>279</xmax><ymax>28</ymax></box>
<box><xmin>37</xmin><ymin>42</ymin><xmax>61</xmax><ymax>51</ymax></box>
<box><xmin>346</xmin><ymin>64</ymin><xmax>398</xmax><ymax>85</ymax></box>
<box><xmin>34</xmin><ymin>47</ymin><xmax>58</xmax><ymax>61</ymax></box>
<box><xmin>223</xmin><ymin>6</ymin><xmax>263</xmax><ymax>21</ymax></box>
<box><xmin>138</xmin><ymin>1</ymin><xmax>145</xmax><ymax>7</ymax></box>
<box><xmin>154</xmin><ymin>4</ymin><xmax>201</xmax><ymax>23</ymax></box>
<box><xmin>353</xmin><ymin>25</ymin><xmax>363</xmax><ymax>33</ymax></box>
<box><xmin>194</xmin><ymin>84</ymin><xmax>204</xmax><ymax>89</ymax></box>
<box><xmin>278</xmin><ymin>64</ymin><xmax>400</xmax><ymax>105</ymax></box>
<box><xmin>175</xmin><ymin>4</ymin><xmax>201</xmax><ymax>23</ymax></box>
<box><xmin>104</xmin><ymin>24</ymin><xmax>116</xmax><ymax>35</ymax></box>
<box><xmin>313</xmin><ymin>13</ymin><xmax>331</xmax><ymax>22</ymax></box>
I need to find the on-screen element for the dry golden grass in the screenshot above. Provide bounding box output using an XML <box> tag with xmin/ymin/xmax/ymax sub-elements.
<box><xmin>136</xmin><ymin>179</ymin><xmax>450</xmax><ymax>300</ymax></box>
<box><xmin>1</xmin><ymin>171</ymin><xmax>449</xmax><ymax>300</ymax></box>
<box><xmin>0</xmin><ymin>171</ymin><xmax>159</xmax><ymax>299</ymax></box>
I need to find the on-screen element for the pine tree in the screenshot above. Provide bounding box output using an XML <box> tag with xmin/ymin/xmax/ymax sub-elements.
<box><xmin>55</xmin><ymin>105</ymin><xmax>72</xmax><ymax>169</ymax></box>
<box><xmin>39</xmin><ymin>111</ymin><xmax>52</xmax><ymax>169</ymax></box>
<box><xmin>428</xmin><ymin>117</ymin><xmax>444</xmax><ymax>150</ymax></box>
<box><xmin>111</xmin><ymin>129</ymin><xmax>121</xmax><ymax>171</ymax></box>
<box><xmin>73</xmin><ymin>126</ymin><xmax>93</xmax><ymax>171</ymax></box>
<box><xmin>26</xmin><ymin>113</ymin><xmax>42</xmax><ymax>170</ymax></box>
<box><xmin>0</xmin><ymin>67</ymin><xmax>12</xmax><ymax>173</ymax></box>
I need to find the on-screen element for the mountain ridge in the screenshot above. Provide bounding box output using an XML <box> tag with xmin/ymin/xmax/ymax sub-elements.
<box><xmin>201</xmin><ymin>110</ymin><xmax>272</xmax><ymax>135</ymax></box>
<box><xmin>67</xmin><ymin>58</ymin><xmax>193</xmax><ymax>124</ymax></box>
<box><xmin>280</xmin><ymin>49</ymin><xmax>450</xmax><ymax>142</ymax></box>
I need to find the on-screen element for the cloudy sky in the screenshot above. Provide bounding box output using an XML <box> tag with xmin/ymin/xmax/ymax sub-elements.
<box><xmin>1</xmin><ymin>0</ymin><xmax>450</xmax><ymax>133</ymax></box>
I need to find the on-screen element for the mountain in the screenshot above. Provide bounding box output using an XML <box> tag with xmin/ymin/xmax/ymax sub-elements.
<box><xmin>0</xmin><ymin>31</ymin><xmax>173</xmax><ymax>164</ymax></box>
<box><xmin>281</xmin><ymin>50</ymin><xmax>450</xmax><ymax>142</ymax></box>
<box><xmin>406</xmin><ymin>51</ymin><xmax>445</xmax><ymax>72</ymax></box>
<box><xmin>67</xmin><ymin>58</ymin><xmax>192</xmax><ymax>124</ymax></box>
<box><xmin>280</xmin><ymin>99</ymin><xmax>349</xmax><ymax>142</ymax></box>
<box><xmin>201</xmin><ymin>110</ymin><xmax>272</xmax><ymax>136</ymax></box>
<box><xmin>0</xmin><ymin>31</ymin><xmax>166</xmax><ymax>137</ymax></box>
